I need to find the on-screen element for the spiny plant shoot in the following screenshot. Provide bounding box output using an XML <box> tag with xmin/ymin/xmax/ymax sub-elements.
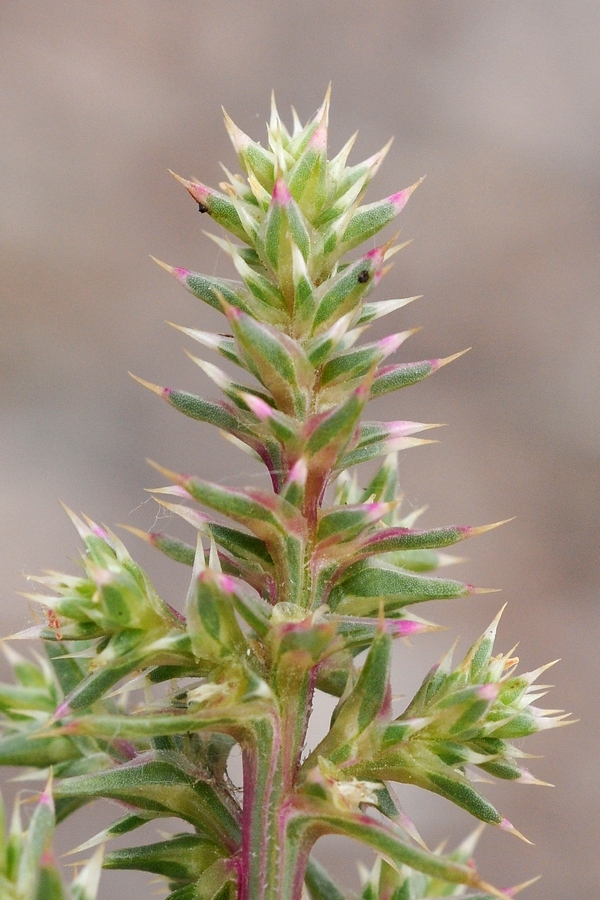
<box><xmin>0</xmin><ymin>89</ymin><xmax>570</xmax><ymax>900</ymax></box>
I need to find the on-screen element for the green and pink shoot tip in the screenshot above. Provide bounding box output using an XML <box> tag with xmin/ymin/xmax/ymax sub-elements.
<box><xmin>0</xmin><ymin>91</ymin><xmax>568</xmax><ymax>900</ymax></box>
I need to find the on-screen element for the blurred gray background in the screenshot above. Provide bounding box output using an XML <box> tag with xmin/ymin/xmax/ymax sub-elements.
<box><xmin>1</xmin><ymin>2</ymin><xmax>598</xmax><ymax>897</ymax></box>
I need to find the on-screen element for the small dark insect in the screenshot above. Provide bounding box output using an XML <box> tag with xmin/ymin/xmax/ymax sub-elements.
<box><xmin>197</xmin><ymin>202</ymin><xmax>208</xmax><ymax>213</ymax></box>
<box><xmin>357</xmin><ymin>269</ymin><xmax>370</xmax><ymax>284</ymax></box>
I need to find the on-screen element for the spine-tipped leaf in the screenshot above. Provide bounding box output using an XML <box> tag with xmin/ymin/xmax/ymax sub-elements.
<box><xmin>327</xmin><ymin>560</ymin><xmax>476</xmax><ymax>616</ymax></box>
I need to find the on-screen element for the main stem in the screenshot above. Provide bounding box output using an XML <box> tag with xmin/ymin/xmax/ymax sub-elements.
<box><xmin>240</xmin><ymin>674</ymin><xmax>315</xmax><ymax>900</ymax></box>
<box><xmin>240</xmin><ymin>717</ymin><xmax>283</xmax><ymax>900</ymax></box>
<box><xmin>241</xmin><ymin>520</ymin><xmax>318</xmax><ymax>896</ymax></box>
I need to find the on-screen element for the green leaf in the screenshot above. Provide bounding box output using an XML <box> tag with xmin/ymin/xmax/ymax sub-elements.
<box><xmin>55</xmin><ymin>755</ymin><xmax>241</xmax><ymax>849</ymax></box>
<box><xmin>34</xmin><ymin>864</ymin><xmax>64</xmax><ymax>900</ymax></box>
<box><xmin>145</xmin><ymin>532</ymin><xmax>196</xmax><ymax>567</ymax></box>
<box><xmin>223</xmin><ymin>109</ymin><xmax>275</xmax><ymax>190</ymax></box>
<box><xmin>186</xmin><ymin>570</ymin><xmax>250</xmax><ymax>664</ymax></box>
<box><xmin>261</xmin><ymin>178</ymin><xmax>318</xmax><ymax>299</ymax></box>
<box><xmin>306</xmin><ymin>384</ymin><xmax>368</xmax><ymax>470</ymax></box>
<box><xmin>208</xmin><ymin>523</ymin><xmax>273</xmax><ymax>568</ymax></box>
<box><xmin>103</xmin><ymin>833</ymin><xmax>224</xmax><ymax>882</ymax></box>
<box><xmin>313</xmin><ymin>649</ymin><xmax>354</xmax><ymax>698</ymax></box>
<box><xmin>226</xmin><ymin>306</ymin><xmax>313</xmax><ymax>417</ymax></box>
<box><xmin>357</xmin><ymin>524</ymin><xmax>470</xmax><ymax>557</ymax></box>
<box><xmin>304</xmin><ymin>857</ymin><xmax>346</xmax><ymax>900</ymax></box>
<box><xmin>170</xmin><ymin>174</ymin><xmax>250</xmax><ymax>243</ymax></box>
<box><xmin>385</xmin><ymin>548</ymin><xmax>450</xmax><ymax>573</ymax></box>
<box><xmin>305</xmin><ymin>315</ymin><xmax>352</xmax><ymax>370</ymax></box>
<box><xmin>372</xmin><ymin>352</ymin><xmax>465</xmax><ymax>399</ymax></box>
<box><xmin>320</xmin><ymin>347</ymin><xmax>387</xmax><ymax>391</ymax></box>
<box><xmin>311</xmin><ymin>249</ymin><xmax>383</xmax><ymax>335</ymax></box>
<box><xmin>0</xmin><ymin>683</ymin><xmax>56</xmax><ymax>715</ymax></box>
<box><xmin>337</xmin><ymin>435</ymin><xmax>431</xmax><ymax>471</ymax></box>
<box><xmin>317</xmin><ymin>502</ymin><xmax>390</xmax><ymax>544</ymax></box>
<box><xmin>291</xmin><ymin>242</ymin><xmax>318</xmax><ymax>329</ymax></box>
<box><xmin>67</xmin><ymin>845</ymin><xmax>104</xmax><ymax>900</ymax></box>
<box><xmin>166</xmin><ymin>265</ymin><xmax>259</xmax><ymax>318</ymax></box>
<box><xmin>0</xmin><ymin>731</ymin><xmax>80</xmax><ymax>768</ymax></box>
<box><xmin>287</xmin><ymin>800</ymin><xmax>491</xmax><ymax>890</ymax></box>
<box><xmin>44</xmin><ymin>643</ymin><xmax>87</xmax><ymax>698</ymax></box>
<box><xmin>232</xmin><ymin>250</ymin><xmax>288</xmax><ymax>311</ymax></box>
<box><xmin>164</xmin><ymin>390</ymin><xmax>247</xmax><ymax>435</ymax></box>
<box><xmin>53</xmin><ymin>702</ymin><xmax>271</xmax><ymax>746</ymax></box>
<box><xmin>59</xmin><ymin>629</ymin><xmax>193</xmax><ymax>713</ymax></box>
<box><xmin>425</xmin><ymin>771</ymin><xmax>503</xmax><ymax>826</ymax></box>
<box><xmin>302</xmin><ymin>630</ymin><xmax>391</xmax><ymax>768</ymax></box>
<box><xmin>335</xmin><ymin>615</ymin><xmax>433</xmax><ymax>655</ymax></box>
<box><xmin>337</xmin><ymin>181</ymin><xmax>422</xmax><ymax>255</ymax></box>
<box><xmin>65</xmin><ymin>812</ymin><xmax>157</xmax><ymax>855</ymax></box>
<box><xmin>287</xmin><ymin>122</ymin><xmax>328</xmax><ymax>219</ymax></box>
<box><xmin>358</xmin><ymin>453</ymin><xmax>400</xmax><ymax>504</ymax></box>
<box><xmin>169</xmin><ymin>325</ymin><xmax>243</xmax><ymax>368</ymax></box>
<box><xmin>328</xmin><ymin>561</ymin><xmax>473</xmax><ymax>616</ymax></box>
<box><xmin>353</xmin><ymin>744</ymin><xmax>505</xmax><ymax>828</ymax></box>
<box><xmin>19</xmin><ymin>781</ymin><xmax>54</xmax><ymax>888</ymax></box>
<box><xmin>171</xmin><ymin>473</ymin><xmax>302</xmax><ymax>541</ymax></box>
<box><xmin>357</xmin><ymin>294</ymin><xmax>419</xmax><ymax>327</ymax></box>
<box><xmin>192</xmin><ymin>856</ymin><xmax>237</xmax><ymax>900</ymax></box>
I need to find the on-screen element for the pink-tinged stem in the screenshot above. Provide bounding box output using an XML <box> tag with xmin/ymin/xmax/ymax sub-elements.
<box><xmin>277</xmin><ymin>800</ymin><xmax>328</xmax><ymax>900</ymax></box>
<box><xmin>257</xmin><ymin>444</ymin><xmax>281</xmax><ymax>493</ymax></box>
<box><xmin>238</xmin><ymin>671</ymin><xmax>315</xmax><ymax>900</ymax></box>
<box><xmin>238</xmin><ymin>747</ymin><xmax>256</xmax><ymax>896</ymax></box>
<box><xmin>239</xmin><ymin>717</ymin><xmax>283</xmax><ymax>900</ymax></box>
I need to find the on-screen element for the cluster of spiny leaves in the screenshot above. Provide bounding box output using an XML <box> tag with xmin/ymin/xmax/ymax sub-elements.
<box><xmin>0</xmin><ymin>91</ymin><xmax>569</xmax><ymax>899</ymax></box>
<box><xmin>0</xmin><ymin>780</ymin><xmax>102</xmax><ymax>900</ymax></box>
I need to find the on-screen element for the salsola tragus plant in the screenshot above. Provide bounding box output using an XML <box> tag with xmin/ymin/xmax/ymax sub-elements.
<box><xmin>0</xmin><ymin>89</ymin><xmax>570</xmax><ymax>900</ymax></box>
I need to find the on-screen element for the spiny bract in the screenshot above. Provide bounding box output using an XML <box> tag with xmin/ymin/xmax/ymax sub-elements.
<box><xmin>0</xmin><ymin>89</ymin><xmax>569</xmax><ymax>900</ymax></box>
